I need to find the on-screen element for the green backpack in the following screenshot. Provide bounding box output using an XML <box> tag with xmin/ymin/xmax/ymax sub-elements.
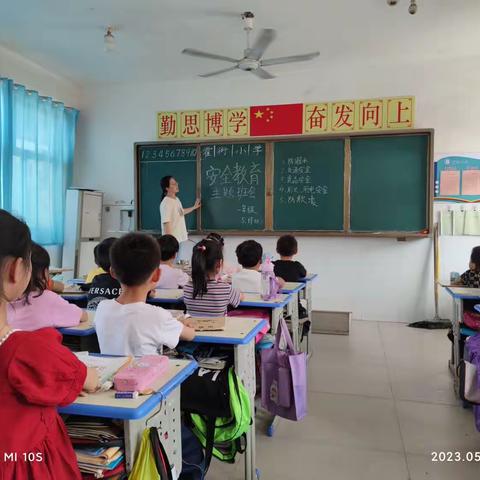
<box><xmin>187</xmin><ymin>367</ymin><xmax>252</xmax><ymax>470</ymax></box>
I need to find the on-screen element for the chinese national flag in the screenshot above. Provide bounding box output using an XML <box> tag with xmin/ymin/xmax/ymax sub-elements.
<box><xmin>249</xmin><ymin>103</ymin><xmax>303</xmax><ymax>136</ymax></box>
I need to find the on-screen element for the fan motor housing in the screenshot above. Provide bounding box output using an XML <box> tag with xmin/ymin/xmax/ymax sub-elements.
<box><xmin>239</xmin><ymin>58</ymin><xmax>260</xmax><ymax>71</ymax></box>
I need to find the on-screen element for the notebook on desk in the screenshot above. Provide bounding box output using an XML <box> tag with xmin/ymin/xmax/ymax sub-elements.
<box><xmin>190</xmin><ymin>316</ymin><xmax>226</xmax><ymax>331</ymax></box>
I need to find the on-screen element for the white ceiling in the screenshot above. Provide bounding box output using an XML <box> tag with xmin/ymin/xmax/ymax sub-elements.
<box><xmin>1</xmin><ymin>0</ymin><xmax>479</xmax><ymax>85</ymax></box>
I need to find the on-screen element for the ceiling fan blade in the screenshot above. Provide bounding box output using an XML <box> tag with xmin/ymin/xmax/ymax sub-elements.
<box><xmin>261</xmin><ymin>52</ymin><xmax>320</xmax><ymax>67</ymax></box>
<box><xmin>182</xmin><ymin>48</ymin><xmax>239</xmax><ymax>64</ymax></box>
<box><xmin>251</xmin><ymin>68</ymin><xmax>275</xmax><ymax>80</ymax></box>
<box><xmin>247</xmin><ymin>29</ymin><xmax>277</xmax><ymax>60</ymax></box>
<box><xmin>199</xmin><ymin>66</ymin><xmax>239</xmax><ymax>78</ymax></box>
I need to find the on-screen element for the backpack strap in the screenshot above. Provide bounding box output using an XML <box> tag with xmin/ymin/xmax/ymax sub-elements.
<box><xmin>149</xmin><ymin>427</ymin><xmax>173</xmax><ymax>480</ymax></box>
<box><xmin>203</xmin><ymin>416</ymin><xmax>217</xmax><ymax>474</ymax></box>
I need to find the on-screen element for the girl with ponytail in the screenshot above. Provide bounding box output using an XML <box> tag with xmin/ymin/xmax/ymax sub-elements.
<box><xmin>183</xmin><ymin>239</ymin><xmax>243</xmax><ymax>316</ymax></box>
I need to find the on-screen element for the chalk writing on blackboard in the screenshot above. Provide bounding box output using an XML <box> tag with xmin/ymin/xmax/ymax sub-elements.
<box><xmin>278</xmin><ymin>156</ymin><xmax>328</xmax><ymax>207</ymax></box>
<box><xmin>205</xmin><ymin>162</ymin><xmax>261</xmax><ymax>187</ymax></box>
<box><xmin>141</xmin><ymin>147</ymin><xmax>196</xmax><ymax>160</ymax></box>
<box><xmin>202</xmin><ymin>144</ymin><xmax>264</xmax><ymax>159</ymax></box>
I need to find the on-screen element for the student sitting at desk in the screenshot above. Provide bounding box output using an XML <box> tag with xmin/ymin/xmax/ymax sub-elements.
<box><xmin>452</xmin><ymin>246</ymin><xmax>480</xmax><ymax>330</ymax></box>
<box><xmin>232</xmin><ymin>240</ymin><xmax>284</xmax><ymax>293</ymax></box>
<box><xmin>0</xmin><ymin>210</ymin><xmax>99</xmax><ymax>480</ymax></box>
<box><xmin>156</xmin><ymin>234</ymin><xmax>189</xmax><ymax>289</ymax></box>
<box><xmin>86</xmin><ymin>237</ymin><xmax>121</xmax><ymax>310</ymax></box>
<box><xmin>95</xmin><ymin>233</ymin><xmax>195</xmax><ymax>356</ymax></box>
<box><xmin>274</xmin><ymin>234</ymin><xmax>308</xmax><ymax>320</ymax></box>
<box><xmin>84</xmin><ymin>237</ymin><xmax>116</xmax><ymax>283</ymax></box>
<box><xmin>206</xmin><ymin>232</ymin><xmax>240</xmax><ymax>281</ymax></box>
<box><xmin>7</xmin><ymin>243</ymin><xmax>88</xmax><ymax>330</ymax></box>
<box><xmin>184</xmin><ymin>238</ymin><xmax>243</xmax><ymax>317</ymax></box>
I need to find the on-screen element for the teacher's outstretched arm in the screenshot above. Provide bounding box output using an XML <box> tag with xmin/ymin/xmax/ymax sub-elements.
<box><xmin>183</xmin><ymin>198</ymin><xmax>201</xmax><ymax>215</ymax></box>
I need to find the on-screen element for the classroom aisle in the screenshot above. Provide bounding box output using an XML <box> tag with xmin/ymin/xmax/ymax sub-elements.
<box><xmin>208</xmin><ymin>321</ymin><xmax>480</xmax><ymax>480</ymax></box>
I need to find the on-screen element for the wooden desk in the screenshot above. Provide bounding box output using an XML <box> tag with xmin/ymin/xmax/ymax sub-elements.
<box><xmin>58</xmin><ymin>311</ymin><xmax>98</xmax><ymax>352</ymax></box>
<box><xmin>191</xmin><ymin>317</ymin><xmax>267</xmax><ymax>480</ymax></box>
<box><xmin>147</xmin><ymin>288</ymin><xmax>184</xmax><ymax>305</ymax></box>
<box><xmin>444</xmin><ymin>286</ymin><xmax>480</xmax><ymax>394</ymax></box>
<box><xmin>59</xmin><ymin>358</ymin><xmax>197</xmax><ymax>475</ymax></box>
<box><xmin>61</xmin><ymin>285</ymin><xmax>88</xmax><ymax>307</ymax></box>
<box><xmin>239</xmin><ymin>293</ymin><xmax>294</xmax><ymax>346</ymax></box>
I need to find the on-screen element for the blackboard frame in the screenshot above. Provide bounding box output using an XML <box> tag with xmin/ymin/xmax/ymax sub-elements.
<box><xmin>134</xmin><ymin>128</ymin><xmax>434</xmax><ymax>238</ymax></box>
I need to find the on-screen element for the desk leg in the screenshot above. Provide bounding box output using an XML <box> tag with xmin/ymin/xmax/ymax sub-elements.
<box><xmin>235</xmin><ymin>341</ymin><xmax>257</xmax><ymax>480</ymax></box>
<box><xmin>124</xmin><ymin>388</ymin><xmax>182</xmax><ymax>476</ymax></box>
<box><xmin>451</xmin><ymin>298</ymin><xmax>462</xmax><ymax>396</ymax></box>
<box><xmin>271</xmin><ymin>307</ymin><xmax>282</xmax><ymax>335</ymax></box>
<box><xmin>290</xmin><ymin>292</ymin><xmax>300</xmax><ymax>351</ymax></box>
<box><xmin>304</xmin><ymin>282</ymin><xmax>313</xmax><ymax>356</ymax></box>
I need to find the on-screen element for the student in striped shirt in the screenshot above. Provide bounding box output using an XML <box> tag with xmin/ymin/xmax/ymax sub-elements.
<box><xmin>183</xmin><ymin>239</ymin><xmax>243</xmax><ymax>317</ymax></box>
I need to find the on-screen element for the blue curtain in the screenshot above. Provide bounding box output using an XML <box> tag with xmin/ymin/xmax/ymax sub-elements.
<box><xmin>0</xmin><ymin>77</ymin><xmax>78</xmax><ymax>245</ymax></box>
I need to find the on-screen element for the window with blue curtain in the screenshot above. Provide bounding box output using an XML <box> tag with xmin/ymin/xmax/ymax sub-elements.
<box><xmin>0</xmin><ymin>77</ymin><xmax>78</xmax><ymax>245</ymax></box>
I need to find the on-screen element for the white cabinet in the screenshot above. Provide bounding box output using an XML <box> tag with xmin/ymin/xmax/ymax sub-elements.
<box><xmin>62</xmin><ymin>189</ymin><xmax>103</xmax><ymax>280</ymax></box>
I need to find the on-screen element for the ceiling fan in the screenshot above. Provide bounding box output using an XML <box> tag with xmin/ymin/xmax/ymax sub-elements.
<box><xmin>182</xmin><ymin>11</ymin><xmax>320</xmax><ymax>79</ymax></box>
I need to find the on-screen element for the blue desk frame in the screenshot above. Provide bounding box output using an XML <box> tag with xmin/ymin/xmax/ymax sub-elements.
<box><xmin>59</xmin><ymin>358</ymin><xmax>197</xmax><ymax>473</ymax></box>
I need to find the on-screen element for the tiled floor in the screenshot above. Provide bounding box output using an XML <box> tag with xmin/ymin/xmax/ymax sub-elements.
<box><xmin>207</xmin><ymin>320</ymin><xmax>480</xmax><ymax>479</ymax></box>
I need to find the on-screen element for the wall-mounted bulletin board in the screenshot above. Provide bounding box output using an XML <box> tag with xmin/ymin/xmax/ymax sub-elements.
<box><xmin>135</xmin><ymin>129</ymin><xmax>433</xmax><ymax>238</ymax></box>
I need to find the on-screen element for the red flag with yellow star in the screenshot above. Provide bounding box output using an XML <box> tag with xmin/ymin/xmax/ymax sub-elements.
<box><xmin>249</xmin><ymin>103</ymin><xmax>303</xmax><ymax>136</ymax></box>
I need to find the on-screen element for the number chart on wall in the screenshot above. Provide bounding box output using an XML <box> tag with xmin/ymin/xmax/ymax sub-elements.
<box><xmin>200</xmin><ymin>143</ymin><xmax>266</xmax><ymax>230</ymax></box>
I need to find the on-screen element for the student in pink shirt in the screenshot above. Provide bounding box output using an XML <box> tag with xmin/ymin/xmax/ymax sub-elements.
<box><xmin>7</xmin><ymin>243</ymin><xmax>87</xmax><ymax>331</ymax></box>
<box><xmin>156</xmin><ymin>235</ymin><xmax>189</xmax><ymax>289</ymax></box>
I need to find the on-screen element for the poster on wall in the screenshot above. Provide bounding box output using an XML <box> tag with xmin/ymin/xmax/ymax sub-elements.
<box><xmin>434</xmin><ymin>154</ymin><xmax>480</xmax><ymax>202</ymax></box>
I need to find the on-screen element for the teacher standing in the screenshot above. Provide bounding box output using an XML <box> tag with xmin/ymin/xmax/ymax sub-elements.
<box><xmin>159</xmin><ymin>176</ymin><xmax>200</xmax><ymax>243</ymax></box>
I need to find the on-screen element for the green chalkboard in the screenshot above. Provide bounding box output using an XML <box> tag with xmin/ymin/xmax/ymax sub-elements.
<box><xmin>350</xmin><ymin>134</ymin><xmax>429</xmax><ymax>232</ymax></box>
<box><xmin>137</xmin><ymin>144</ymin><xmax>197</xmax><ymax>231</ymax></box>
<box><xmin>200</xmin><ymin>143</ymin><xmax>266</xmax><ymax>230</ymax></box>
<box><xmin>273</xmin><ymin>140</ymin><xmax>345</xmax><ymax>230</ymax></box>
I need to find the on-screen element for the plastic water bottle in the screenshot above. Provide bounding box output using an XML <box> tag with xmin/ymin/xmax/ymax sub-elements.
<box><xmin>450</xmin><ymin>271</ymin><xmax>460</xmax><ymax>284</ymax></box>
<box><xmin>261</xmin><ymin>257</ymin><xmax>278</xmax><ymax>301</ymax></box>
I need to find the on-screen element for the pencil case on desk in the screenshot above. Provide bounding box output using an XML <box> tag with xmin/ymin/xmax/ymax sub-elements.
<box><xmin>113</xmin><ymin>355</ymin><xmax>169</xmax><ymax>392</ymax></box>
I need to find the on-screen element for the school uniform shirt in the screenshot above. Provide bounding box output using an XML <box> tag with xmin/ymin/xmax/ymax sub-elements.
<box><xmin>183</xmin><ymin>280</ymin><xmax>242</xmax><ymax>317</ymax></box>
<box><xmin>160</xmin><ymin>196</ymin><xmax>188</xmax><ymax>243</ymax></box>
<box><xmin>7</xmin><ymin>290</ymin><xmax>83</xmax><ymax>331</ymax></box>
<box><xmin>157</xmin><ymin>263</ymin><xmax>189</xmax><ymax>289</ymax></box>
<box><xmin>273</xmin><ymin>260</ymin><xmax>307</xmax><ymax>282</ymax></box>
<box><xmin>85</xmin><ymin>266</ymin><xmax>106</xmax><ymax>283</ymax></box>
<box><xmin>0</xmin><ymin>329</ymin><xmax>86</xmax><ymax>480</ymax></box>
<box><xmin>232</xmin><ymin>268</ymin><xmax>262</xmax><ymax>293</ymax></box>
<box><xmin>95</xmin><ymin>299</ymin><xmax>184</xmax><ymax>356</ymax></box>
<box><xmin>87</xmin><ymin>273</ymin><xmax>121</xmax><ymax>310</ymax></box>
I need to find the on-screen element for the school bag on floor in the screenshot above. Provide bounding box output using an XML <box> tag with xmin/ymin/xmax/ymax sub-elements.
<box><xmin>181</xmin><ymin>366</ymin><xmax>252</xmax><ymax>473</ymax></box>
<box><xmin>261</xmin><ymin>317</ymin><xmax>308</xmax><ymax>421</ymax></box>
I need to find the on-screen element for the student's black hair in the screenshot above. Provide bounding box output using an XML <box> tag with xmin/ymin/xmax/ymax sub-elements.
<box><xmin>0</xmin><ymin>210</ymin><xmax>32</xmax><ymax>300</ymax></box>
<box><xmin>471</xmin><ymin>246</ymin><xmax>480</xmax><ymax>270</ymax></box>
<box><xmin>157</xmin><ymin>234</ymin><xmax>179</xmax><ymax>262</ymax></box>
<box><xmin>206</xmin><ymin>232</ymin><xmax>224</xmax><ymax>247</ymax></box>
<box><xmin>191</xmin><ymin>239</ymin><xmax>223</xmax><ymax>298</ymax></box>
<box><xmin>236</xmin><ymin>240</ymin><xmax>263</xmax><ymax>269</ymax></box>
<box><xmin>110</xmin><ymin>233</ymin><xmax>161</xmax><ymax>286</ymax></box>
<box><xmin>23</xmin><ymin>243</ymin><xmax>50</xmax><ymax>303</ymax></box>
<box><xmin>95</xmin><ymin>237</ymin><xmax>117</xmax><ymax>272</ymax></box>
<box><xmin>276</xmin><ymin>234</ymin><xmax>298</xmax><ymax>257</ymax></box>
<box><xmin>160</xmin><ymin>175</ymin><xmax>174</xmax><ymax>200</ymax></box>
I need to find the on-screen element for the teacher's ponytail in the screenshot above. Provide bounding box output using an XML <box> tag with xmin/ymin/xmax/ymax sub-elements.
<box><xmin>191</xmin><ymin>239</ymin><xmax>223</xmax><ymax>299</ymax></box>
<box><xmin>160</xmin><ymin>175</ymin><xmax>173</xmax><ymax>200</ymax></box>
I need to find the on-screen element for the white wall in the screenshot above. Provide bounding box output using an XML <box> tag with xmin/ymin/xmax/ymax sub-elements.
<box><xmin>74</xmin><ymin>55</ymin><xmax>480</xmax><ymax>322</ymax></box>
